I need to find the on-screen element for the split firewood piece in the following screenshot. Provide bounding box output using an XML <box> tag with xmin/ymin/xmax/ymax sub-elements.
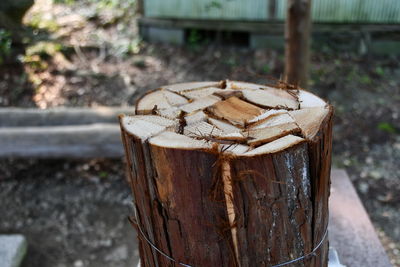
<box><xmin>163</xmin><ymin>81</ymin><xmax>220</xmax><ymax>92</ymax></box>
<box><xmin>184</xmin><ymin>121</ymin><xmax>246</xmax><ymax>142</ymax></box>
<box><xmin>206</xmin><ymin>96</ymin><xmax>264</xmax><ymax>127</ymax></box>
<box><xmin>184</xmin><ymin>110</ymin><xmax>207</xmax><ymax>125</ymax></box>
<box><xmin>247</xmin><ymin>109</ymin><xmax>287</xmax><ymax>124</ymax></box>
<box><xmin>120</xmin><ymin>115</ymin><xmax>171</xmax><ymax>140</ymax></box>
<box><xmin>249</xmin><ymin>112</ymin><xmax>296</xmax><ymax>129</ymax></box>
<box><xmin>245</xmin><ymin>122</ymin><xmax>301</xmax><ymax>147</ymax></box>
<box><xmin>155</xmin><ymin>106</ymin><xmax>182</xmax><ymax>119</ymax></box>
<box><xmin>149</xmin><ymin>131</ymin><xmax>213</xmax><ymax>149</ymax></box>
<box><xmin>241</xmin><ymin>87</ymin><xmax>299</xmax><ymax>110</ymax></box>
<box><xmin>136</xmin><ymin>89</ymin><xmax>188</xmax><ymax>114</ymax></box>
<box><xmin>244</xmin><ymin>134</ymin><xmax>305</xmax><ymax>156</ymax></box>
<box><xmin>180</xmin><ymin>95</ymin><xmax>221</xmax><ymax>113</ymax></box>
<box><xmin>297</xmin><ymin>89</ymin><xmax>327</xmax><ymax>108</ymax></box>
<box><xmin>184</xmin><ymin>121</ymin><xmax>224</xmax><ymax>138</ymax></box>
<box><xmin>129</xmin><ymin>115</ymin><xmax>178</xmax><ymax>128</ymax></box>
<box><xmin>225</xmin><ymin>80</ymin><xmax>269</xmax><ymax>90</ymax></box>
<box><xmin>289</xmin><ymin>107</ymin><xmax>330</xmax><ymax>138</ymax></box>
<box><xmin>213</xmin><ymin>89</ymin><xmax>243</xmax><ymax>100</ymax></box>
<box><xmin>208</xmin><ymin>118</ymin><xmax>242</xmax><ymax>133</ymax></box>
<box><xmin>181</xmin><ymin>87</ymin><xmax>223</xmax><ymax>99</ymax></box>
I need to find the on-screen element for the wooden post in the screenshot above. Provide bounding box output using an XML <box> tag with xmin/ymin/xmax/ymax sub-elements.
<box><xmin>284</xmin><ymin>0</ymin><xmax>312</xmax><ymax>88</ymax></box>
<box><xmin>136</xmin><ymin>0</ymin><xmax>144</xmax><ymax>16</ymax></box>
<box><xmin>119</xmin><ymin>80</ymin><xmax>332</xmax><ymax>266</ymax></box>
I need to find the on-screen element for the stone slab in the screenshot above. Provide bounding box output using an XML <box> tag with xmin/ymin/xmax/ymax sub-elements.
<box><xmin>0</xmin><ymin>235</ymin><xmax>27</xmax><ymax>267</ymax></box>
<box><xmin>329</xmin><ymin>169</ymin><xmax>392</xmax><ymax>267</ymax></box>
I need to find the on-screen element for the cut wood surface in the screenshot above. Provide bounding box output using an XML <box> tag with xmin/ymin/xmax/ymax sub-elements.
<box><xmin>119</xmin><ymin>80</ymin><xmax>333</xmax><ymax>267</ymax></box>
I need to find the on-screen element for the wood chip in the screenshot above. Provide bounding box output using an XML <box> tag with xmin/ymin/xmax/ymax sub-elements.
<box><xmin>180</xmin><ymin>95</ymin><xmax>221</xmax><ymax>113</ymax></box>
<box><xmin>121</xmin><ymin>117</ymin><xmax>167</xmax><ymax>140</ymax></box>
<box><xmin>245</xmin><ymin>122</ymin><xmax>301</xmax><ymax>146</ymax></box>
<box><xmin>297</xmin><ymin>90</ymin><xmax>326</xmax><ymax>108</ymax></box>
<box><xmin>185</xmin><ymin>110</ymin><xmax>207</xmax><ymax>125</ymax></box>
<box><xmin>149</xmin><ymin>131</ymin><xmax>213</xmax><ymax>149</ymax></box>
<box><xmin>249</xmin><ymin>112</ymin><xmax>295</xmax><ymax>129</ymax></box>
<box><xmin>247</xmin><ymin>109</ymin><xmax>287</xmax><ymax>124</ymax></box>
<box><xmin>181</xmin><ymin>87</ymin><xmax>222</xmax><ymax>99</ymax></box>
<box><xmin>206</xmin><ymin>96</ymin><xmax>264</xmax><ymax>127</ymax></box>
<box><xmin>243</xmin><ymin>135</ymin><xmax>304</xmax><ymax>156</ymax></box>
<box><xmin>289</xmin><ymin>107</ymin><xmax>329</xmax><ymax>138</ymax></box>
<box><xmin>164</xmin><ymin>82</ymin><xmax>219</xmax><ymax>92</ymax></box>
<box><xmin>208</xmin><ymin>118</ymin><xmax>242</xmax><ymax>133</ymax></box>
<box><xmin>241</xmin><ymin>88</ymin><xmax>299</xmax><ymax>110</ymax></box>
<box><xmin>136</xmin><ymin>90</ymin><xmax>188</xmax><ymax>113</ymax></box>
<box><xmin>184</xmin><ymin>121</ymin><xmax>224</xmax><ymax>138</ymax></box>
<box><xmin>156</xmin><ymin>107</ymin><xmax>182</xmax><ymax>119</ymax></box>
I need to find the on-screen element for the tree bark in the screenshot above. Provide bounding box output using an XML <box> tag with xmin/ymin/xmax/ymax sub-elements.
<box><xmin>119</xmin><ymin>80</ymin><xmax>332</xmax><ymax>267</ymax></box>
<box><xmin>284</xmin><ymin>0</ymin><xmax>312</xmax><ymax>88</ymax></box>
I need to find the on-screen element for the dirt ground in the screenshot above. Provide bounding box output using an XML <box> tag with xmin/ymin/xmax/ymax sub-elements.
<box><xmin>0</xmin><ymin>0</ymin><xmax>399</xmax><ymax>266</ymax></box>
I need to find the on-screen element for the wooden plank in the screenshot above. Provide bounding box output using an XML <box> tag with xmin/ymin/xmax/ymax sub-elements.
<box><xmin>0</xmin><ymin>124</ymin><xmax>123</xmax><ymax>158</ymax></box>
<box><xmin>0</xmin><ymin>107</ymin><xmax>133</xmax><ymax>127</ymax></box>
<box><xmin>329</xmin><ymin>169</ymin><xmax>392</xmax><ymax>267</ymax></box>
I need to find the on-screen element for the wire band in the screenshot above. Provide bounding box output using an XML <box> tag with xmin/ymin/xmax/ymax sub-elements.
<box><xmin>132</xmin><ymin>206</ymin><xmax>328</xmax><ymax>267</ymax></box>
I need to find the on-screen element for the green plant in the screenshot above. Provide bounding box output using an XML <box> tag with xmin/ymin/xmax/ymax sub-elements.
<box><xmin>360</xmin><ymin>74</ymin><xmax>372</xmax><ymax>85</ymax></box>
<box><xmin>262</xmin><ymin>64</ymin><xmax>270</xmax><ymax>74</ymax></box>
<box><xmin>188</xmin><ymin>29</ymin><xmax>202</xmax><ymax>48</ymax></box>
<box><xmin>0</xmin><ymin>30</ymin><xmax>12</xmax><ymax>64</ymax></box>
<box><xmin>377</xmin><ymin>122</ymin><xmax>398</xmax><ymax>134</ymax></box>
<box><xmin>375</xmin><ymin>66</ymin><xmax>384</xmax><ymax>76</ymax></box>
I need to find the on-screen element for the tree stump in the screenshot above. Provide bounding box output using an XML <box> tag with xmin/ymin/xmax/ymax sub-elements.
<box><xmin>119</xmin><ymin>80</ymin><xmax>333</xmax><ymax>267</ymax></box>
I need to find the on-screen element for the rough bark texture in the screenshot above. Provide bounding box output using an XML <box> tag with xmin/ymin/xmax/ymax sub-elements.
<box><xmin>229</xmin><ymin>142</ymin><xmax>314</xmax><ymax>266</ymax></box>
<box><xmin>119</xmin><ymin>80</ymin><xmax>332</xmax><ymax>267</ymax></box>
<box><xmin>284</xmin><ymin>0</ymin><xmax>312</xmax><ymax>88</ymax></box>
<box><xmin>308</xmin><ymin>106</ymin><xmax>333</xmax><ymax>267</ymax></box>
<box><xmin>120</xmin><ymin>126</ymin><xmax>237</xmax><ymax>266</ymax></box>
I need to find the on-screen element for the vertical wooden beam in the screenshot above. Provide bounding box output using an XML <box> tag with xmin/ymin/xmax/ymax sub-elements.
<box><xmin>136</xmin><ymin>0</ymin><xmax>144</xmax><ymax>16</ymax></box>
<box><xmin>284</xmin><ymin>0</ymin><xmax>312</xmax><ymax>88</ymax></box>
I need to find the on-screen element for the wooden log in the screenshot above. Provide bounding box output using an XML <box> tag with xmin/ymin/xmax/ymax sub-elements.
<box><xmin>119</xmin><ymin>80</ymin><xmax>333</xmax><ymax>267</ymax></box>
<box><xmin>284</xmin><ymin>0</ymin><xmax>312</xmax><ymax>88</ymax></box>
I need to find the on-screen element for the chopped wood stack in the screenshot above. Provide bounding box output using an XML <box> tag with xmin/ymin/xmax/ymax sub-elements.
<box><xmin>119</xmin><ymin>80</ymin><xmax>333</xmax><ymax>267</ymax></box>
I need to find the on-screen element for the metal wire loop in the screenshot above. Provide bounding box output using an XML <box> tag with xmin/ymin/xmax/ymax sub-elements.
<box><xmin>132</xmin><ymin>206</ymin><xmax>328</xmax><ymax>267</ymax></box>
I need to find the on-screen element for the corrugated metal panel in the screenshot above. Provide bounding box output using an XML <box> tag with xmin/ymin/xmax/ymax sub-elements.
<box><xmin>311</xmin><ymin>0</ymin><xmax>400</xmax><ymax>23</ymax></box>
<box><xmin>144</xmin><ymin>0</ymin><xmax>268</xmax><ymax>20</ymax></box>
<box><xmin>145</xmin><ymin>0</ymin><xmax>400</xmax><ymax>24</ymax></box>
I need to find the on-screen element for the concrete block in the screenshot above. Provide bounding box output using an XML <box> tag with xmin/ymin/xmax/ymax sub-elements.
<box><xmin>370</xmin><ymin>40</ymin><xmax>400</xmax><ymax>55</ymax></box>
<box><xmin>142</xmin><ymin>26</ymin><xmax>184</xmax><ymax>45</ymax></box>
<box><xmin>329</xmin><ymin>169</ymin><xmax>392</xmax><ymax>267</ymax></box>
<box><xmin>0</xmin><ymin>235</ymin><xmax>27</xmax><ymax>267</ymax></box>
<box><xmin>250</xmin><ymin>34</ymin><xmax>284</xmax><ymax>50</ymax></box>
